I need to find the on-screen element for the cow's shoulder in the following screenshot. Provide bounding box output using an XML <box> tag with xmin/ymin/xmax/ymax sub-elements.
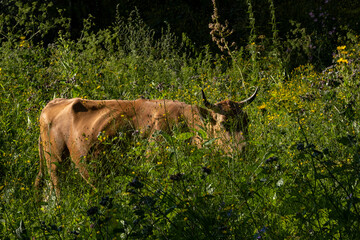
<box><xmin>40</xmin><ymin>98</ymin><xmax>76</xmax><ymax>122</ymax></box>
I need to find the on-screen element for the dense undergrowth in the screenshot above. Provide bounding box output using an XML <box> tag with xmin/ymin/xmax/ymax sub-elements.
<box><xmin>1</xmin><ymin>1</ymin><xmax>360</xmax><ymax>239</ymax></box>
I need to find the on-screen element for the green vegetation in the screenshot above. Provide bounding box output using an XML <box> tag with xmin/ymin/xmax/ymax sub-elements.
<box><xmin>1</xmin><ymin>1</ymin><xmax>360</xmax><ymax>239</ymax></box>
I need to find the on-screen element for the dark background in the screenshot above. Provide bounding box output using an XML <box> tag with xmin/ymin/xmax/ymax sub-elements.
<box><xmin>3</xmin><ymin>0</ymin><xmax>360</xmax><ymax>68</ymax></box>
<box><xmin>54</xmin><ymin>0</ymin><xmax>360</xmax><ymax>45</ymax></box>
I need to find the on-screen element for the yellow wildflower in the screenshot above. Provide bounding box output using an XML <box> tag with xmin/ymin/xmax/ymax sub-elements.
<box><xmin>257</xmin><ymin>102</ymin><xmax>266</xmax><ymax>110</ymax></box>
<box><xmin>337</xmin><ymin>58</ymin><xmax>348</xmax><ymax>64</ymax></box>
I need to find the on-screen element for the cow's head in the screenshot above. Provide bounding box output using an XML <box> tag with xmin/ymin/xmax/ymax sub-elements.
<box><xmin>201</xmin><ymin>87</ymin><xmax>258</xmax><ymax>152</ymax></box>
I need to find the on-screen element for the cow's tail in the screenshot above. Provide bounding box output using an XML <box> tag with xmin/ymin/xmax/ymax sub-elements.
<box><xmin>35</xmin><ymin>135</ymin><xmax>45</xmax><ymax>192</ymax></box>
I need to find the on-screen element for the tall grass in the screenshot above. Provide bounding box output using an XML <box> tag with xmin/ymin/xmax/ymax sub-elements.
<box><xmin>1</xmin><ymin>0</ymin><xmax>360</xmax><ymax>239</ymax></box>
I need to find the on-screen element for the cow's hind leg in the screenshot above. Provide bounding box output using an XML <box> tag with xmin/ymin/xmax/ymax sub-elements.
<box><xmin>44</xmin><ymin>138</ymin><xmax>68</xmax><ymax>199</ymax></box>
<box><xmin>35</xmin><ymin>150</ymin><xmax>61</xmax><ymax>199</ymax></box>
<box><xmin>35</xmin><ymin>135</ymin><xmax>63</xmax><ymax>199</ymax></box>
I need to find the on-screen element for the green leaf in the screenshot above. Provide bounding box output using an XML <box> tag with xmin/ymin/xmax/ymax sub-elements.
<box><xmin>165</xmin><ymin>206</ymin><xmax>176</xmax><ymax>216</ymax></box>
<box><xmin>175</xmin><ymin>132</ymin><xmax>194</xmax><ymax>141</ymax></box>
<box><xmin>203</xmin><ymin>138</ymin><xmax>216</xmax><ymax>146</ymax></box>
<box><xmin>195</xmin><ymin>128</ymin><xmax>207</xmax><ymax>139</ymax></box>
<box><xmin>160</xmin><ymin>131</ymin><xmax>174</xmax><ymax>143</ymax></box>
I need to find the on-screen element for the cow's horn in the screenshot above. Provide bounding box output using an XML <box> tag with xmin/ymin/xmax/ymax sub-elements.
<box><xmin>239</xmin><ymin>87</ymin><xmax>259</xmax><ymax>105</ymax></box>
<box><xmin>201</xmin><ymin>89</ymin><xmax>215</xmax><ymax>109</ymax></box>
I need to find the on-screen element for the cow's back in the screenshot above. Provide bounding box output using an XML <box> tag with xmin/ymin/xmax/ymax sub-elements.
<box><xmin>132</xmin><ymin>99</ymin><xmax>204</xmax><ymax>129</ymax></box>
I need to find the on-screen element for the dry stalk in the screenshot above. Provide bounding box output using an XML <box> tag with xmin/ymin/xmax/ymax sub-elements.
<box><xmin>209</xmin><ymin>0</ymin><xmax>245</xmax><ymax>90</ymax></box>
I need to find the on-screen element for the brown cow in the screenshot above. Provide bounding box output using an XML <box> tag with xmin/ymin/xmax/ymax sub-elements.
<box><xmin>35</xmin><ymin>88</ymin><xmax>258</xmax><ymax>197</ymax></box>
